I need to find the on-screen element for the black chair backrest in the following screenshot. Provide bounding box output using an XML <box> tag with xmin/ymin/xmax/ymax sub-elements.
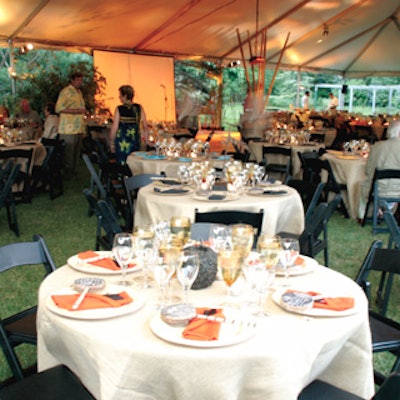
<box><xmin>354</xmin><ymin>240</ymin><xmax>400</xmax><ymax>316</ymax></box>
<box><xmin>0</xmin><ymin>162</ymin><xmax>21</xmax><ymax>206</ymax></box>
<box><xmin>96</xmin><ymin>199</ymin><xmax>123</xmax><ymax>249</ymax></box>
<box><xmin>0</xmin><ymin>149</ymin><xmax>33</xmax><ymax>175</ymax></box>
<box><xmin>298</xmin><ymin>202</ymin><xmax>328</xmax><ymax>247</ymax></box>
<box><xmin>82</xmin><ymin>153</ymin><xmax>108</xmax><ymax>200</ymax></box>
<box><xmin>373</xmin><ymin>372</ymin><xmax>400</xmax><ymax>400</ymax></box>
<box><xmin>194</xmin><ymin>208</ymin><xmax>264</xmax><ymax>244</ymax></box>
<box><xmin>0</xmin><ymin>234</ymin><xmax>56</xmax><ymax>275</ymax></box>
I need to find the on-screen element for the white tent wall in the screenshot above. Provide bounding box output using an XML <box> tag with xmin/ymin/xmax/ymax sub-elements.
<box><xmin>93</xmin><ymin>51</ymin><xmax>176</xmax><ymax>122</ymax></box>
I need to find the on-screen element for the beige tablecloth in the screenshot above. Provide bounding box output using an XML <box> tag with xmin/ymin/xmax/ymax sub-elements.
<box><xmin>135</xmin><ymin>184</ymin><xmax>304</xmax><ymax>236</ymax></box>
<box><xmin>245</xmin><ymin>142</ymin><xmax>325</xmax><ymax>179</ymax></box>
<box><xmin>322</xmin><ymin>152</ymin><xmax>367</xmax><ymax>219</ymax></box>
<box><xmin>0</xmin><ymin>141</ymin><xmax>46</xmax><ymax>173</ymax></box>
<box><xmin>38</xmin><ymin>264</ymin><xmax>374</xmax><ymax>400</ymax></box>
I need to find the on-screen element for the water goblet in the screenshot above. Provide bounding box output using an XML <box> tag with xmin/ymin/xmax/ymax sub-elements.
<box><xmin>152</xmin><ymin>258</ymin><xmax>176</xmax><ymax>309</ymax></box>
<box><xmin>133</xmin><ymin>224</ymin><xmax>156</xmax><ymax>289</ymax></box>
<box><xmin>209</xmin><ymin>224</ymin><xmax>231</xmax><ymax>254</ymax></box>
<box><xmin>256</xmin><ymin>234</ymin><xmax>282</xmax><ymax>272</ymax></box>
<box><xmin>279</xmin><ymin>238</ymin><xmax>300</xmax><ymax>286</ymax></box>
<box><xmin>170</xmin><ymin>216</ymin><xmax>191</xmax><ymax>246</ymax></box>
<box><xmin>176</xmin><ymin>250</ymin><xmax>199</xmax><ymax>304</ymax></box>
<box><xmin>112</xmin><ymin>233</ymin><xmax>134</xmax><ymax>286</ymax></box>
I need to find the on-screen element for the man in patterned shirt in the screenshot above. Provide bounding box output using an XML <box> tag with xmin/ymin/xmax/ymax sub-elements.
<box><xmin>56</xmin><ymin>72</ymin><xmax>86</xmax><ymax>179</ymax></box>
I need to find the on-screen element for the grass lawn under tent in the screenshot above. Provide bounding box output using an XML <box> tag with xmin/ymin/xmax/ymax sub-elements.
<box><xmin>0</xmin><ymin>157</ymin><xmax>397</xmax><ymax>383</ymax></box>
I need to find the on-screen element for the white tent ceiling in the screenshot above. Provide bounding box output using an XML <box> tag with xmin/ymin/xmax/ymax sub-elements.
<box><xmin>0</xmin><ymin>0</ymin><xmax>399</xmax><ymax>77</ymax></box>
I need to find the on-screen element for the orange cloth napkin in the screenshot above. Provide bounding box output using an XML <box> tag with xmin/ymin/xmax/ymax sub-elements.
<box><xmin>51</xmin><ymin>291</ymin><xmax>133</xmax><ymax>311</ymax></box>
<box><xmin>306</xmin><ymin>291</ymin><xmax>354</xmax><ymax>311</ymax></box>
<box><xmin>78</xmin><ymin>250</ymin><xmax>136</xmax><ymax>271</ymax></box>
<box><xmin>294</xmin><ymin>256</ymin><xmax>305</xmax><ymax>267</ymax></box>
<box><xmin>182</xmin><ymin>307</ymin><xmax>224</xmax><ymax>341</ymax></box>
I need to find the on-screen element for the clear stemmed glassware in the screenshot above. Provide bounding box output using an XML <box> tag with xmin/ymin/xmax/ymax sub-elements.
<box><xmin>218</xmin><ymin>248</ymin><xmax>242</xmax><ymax>308</ymax></box>
<box><xmin>257</xmin><ymin>234</ymin><xmax>282</xmax><ymax>277</ymax></box>
<box><xmin>112</xmin><ymin>233</ymin><xmax>134</xmax><ymax>286</ymax></box>
<box><xmin>209</xmin><ymin>224</ymin><xmax>231</xmax><ymax>254</ymax></box>
<box><xmin>231</xmin><ymin>223</ymin><xmax>254</xmax><ymax>258</ymax></box>
<box><xmin>176</xmin><ymin>250</ymin><xmax>199</xmax><ymax>304</ymax></box>
<box><xmin>279</xmin><ymin>238</ymin><xmax>300</xmax><ymax>286</ymax></box>
<box><xmin>133</xmin><ymin>224</ymin><xmax>156</xmax><ymax>289</ymax></box>
<box><xmin>152</xmin><ymin>258</ymin><xmax>176</xmax><ymax>309</ymax></box>
<box><xmin>253</xmin><ymin>263</ymin><xmax>276</xmax><ymax>317</ymax></box>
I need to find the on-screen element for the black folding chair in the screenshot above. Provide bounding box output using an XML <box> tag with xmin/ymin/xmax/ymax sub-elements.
<box><xmin>0</xmin><ymin>365</ymin><xmax>95</xmax><ymax>399</ymax></box>
<box><xmin>260</xmin><ymin>146</ymin><xmax>292</xmax><ymax>182</ymax></box>
<box><xmin>361</xmin><ymin>168</ymin><xmax>400</xmax><ymax>234</ymax></box>
<box><xmin>299</xmin><ymin>372</ymin><xmax>400</xmax><ymax>400</ymax></box>
<box><xmin>0</xmin><ymin>161</ymin><xmax>21</xmax><ymax>236</ymax></box>
<box><xmin>0</xmin><ymin>235</ymin><xmax>56</xmax><ymax>381</ymax></box>
<box><xmin>355</xmin><ymin>240</ymin><xmax>400</xmax><ymax>385</ymax></box>
<box><xmin>194</xmin><ymin>208</ymin><xmax>264</xmax><ymax>248</ymax></box>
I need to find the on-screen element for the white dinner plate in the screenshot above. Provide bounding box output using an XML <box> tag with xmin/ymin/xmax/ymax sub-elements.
<box><xmin>150</xmin><ymin>309</ymin><xmax>257</xmax><ymax>348</ymax></box>
<box><xmin>246</xmin><ymin>186</ymin><xmax>289</xmax><ymax>197</ymax></box>
<box><xmin>67</xmin><ymin>251</ymin><xmax>141</xmax><ymax>275</ymax></box>
<box><xmin>257</xmin><ymin>180</ymin><xmax>282</xmax><ymax>187</ymax></box>
<box><xmin>193</xmin><ymin>191</ymin><xmax>239</xmax><ymax>202</ymax></box>
<box><xmin>153</xmin><ymin>187</ymin><xmax>193</xmax><ymax>196</ymax></box>
<box><xmin>272</xmin><ymin>289</ymin><xmax>360</xmax><ymax>317</ymax></box>
<box><xmin>275</xmin><ymin>255</ymin><xmax>318</xmax><ymax>276</ymax></box>
<box><xmin>46</xmin><ymin>286</ymin><xmax>145</xmax><ymax>320</ymax></box>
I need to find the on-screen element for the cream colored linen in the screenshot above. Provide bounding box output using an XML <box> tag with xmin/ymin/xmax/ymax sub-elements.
<box><xmin>134</xmin><ymin>184</ymin><xmax>304</xmax><ymax>236</ymax></box>
<box><xmin>37</xmin><ymin>265</ymin><xmax>374</xmax><ymax>400</ymax></box>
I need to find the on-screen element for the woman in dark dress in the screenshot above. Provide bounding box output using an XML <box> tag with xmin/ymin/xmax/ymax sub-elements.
<box><xmin>109</xmin><ymin>85</ymin><xmax>150</xmax><ymax>164</ymax></box>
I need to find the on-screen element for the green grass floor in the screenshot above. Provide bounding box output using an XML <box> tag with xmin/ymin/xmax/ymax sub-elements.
<box><xmin>0</xmin><ymin>158</ymin><xmax>395</xmax><ymax>382</ymax></box>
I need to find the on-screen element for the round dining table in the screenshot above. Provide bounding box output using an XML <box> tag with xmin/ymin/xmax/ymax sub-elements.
<box><xmin>126</xmin><ymin>152</ymin><xmax>229</xmax><ymax>177</ymax></box>
<box><xmin>321</xmin><ymin>151</ymin><xmax>367</xmax><ymax>219</ymax></box>
<box><xmin>247</xmin><ymin>141</ymin><xmax>325</xmax><ymax>178</ymax></box>
<box><xmin>134</xmin><ymin>183</ymin><xmax>305</xmax><ymax>236</ymax></box>
<box><xmin>37</xmin><ymin>260</ymin><xmax>374</xmax><ymax>400</ymax></box>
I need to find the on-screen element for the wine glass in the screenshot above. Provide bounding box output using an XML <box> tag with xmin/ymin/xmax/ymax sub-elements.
<box><xmin>170</xmin><ymin>216</ymin><xmax>191</xmax><ymax>246</ymax></box>
<box><xmin>209</xmin><ymin>224</ymin><xmax>231</xmax><ymax>254</ymax></box>
<box><xmin>257</xmin><ymin>234</ymin><xmax>282</xmax><ymax>272</ymax></box>
<box><xmin>279</xmin><ymin>238</ymin><xmax>300</xmax><ymax>286</ymax></box>
<box><xmin>176</xmin><ymin>250</ymin><xmax>199</xmax><ymax>304</ymax></box>
<box><xmin>231</xmin><ymin>223</ymin><xmax>254</xmax><ymax>258</ymax></box>
<box><xmin>152</xmin><ymin>258</ymin><xmax>176</xmax><ymax>309</ymax></box>
<box><xmin>112</xmin><ymin>233</ymin><xmax>134</xmax><ymax>286</ymax></box>
<box><xmin>133</xmin><ymin>224</ymin><xmax>156</xmax><ymax>289</ymax></box>
<box><xmin>218</xmin><ymin>248</ymin><xmax>242</xmax><ymax>307</ymax></box>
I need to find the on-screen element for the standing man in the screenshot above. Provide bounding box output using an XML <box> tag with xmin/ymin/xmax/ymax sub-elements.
<box><xmin>326</xmin><ymin>92</ymin><xmax>339</xmax><ymax>111</ymax></box>
<box><xmin>301</xmin><ymin>91</ymin><xmax>310</xmax><ymax>111</ymax></box>
<box><xmin>56</xmin><ymin>72</ymin><xmax>86</xmax><ymax>179</ymax></box>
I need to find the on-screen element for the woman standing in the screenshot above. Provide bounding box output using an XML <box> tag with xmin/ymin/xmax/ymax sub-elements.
<box><xmin>109</xmin><ymin>85</ymin><xmax>150</xmax><ymax>164</ymax></box>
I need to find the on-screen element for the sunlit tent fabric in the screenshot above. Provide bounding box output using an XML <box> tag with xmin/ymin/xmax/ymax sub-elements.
<box><xmin>0</xmin><ymin>0</ymin><xmax>399</xmax><ymax>77</ymax></box>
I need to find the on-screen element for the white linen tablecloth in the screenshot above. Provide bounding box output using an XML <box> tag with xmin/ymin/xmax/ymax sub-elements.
<box><xmin>322</xmin><ymin>152</ymin><xmax>367</xmax><ymax>219</ymax></box>
<box><xmin>134</xmin><ymin>184</ymin><xmax>304</xmax><ymax>236</ymax></box>
<box><xmin>37</xmin><ymin>264</ymin><xmax>374</xmax><ymax>400</ymax></box>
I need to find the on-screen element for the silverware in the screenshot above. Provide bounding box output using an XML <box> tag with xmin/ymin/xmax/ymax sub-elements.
<box><xmin>72</xmin><ymin>286</ymin><xmax>89</xmax><ymax>310</ymax></box>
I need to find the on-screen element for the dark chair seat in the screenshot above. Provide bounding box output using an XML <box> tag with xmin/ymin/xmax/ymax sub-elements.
<box><xmin>0</xmin><ymin>365</ymin><xmax>95</xmax><ymax>400</ymax></box>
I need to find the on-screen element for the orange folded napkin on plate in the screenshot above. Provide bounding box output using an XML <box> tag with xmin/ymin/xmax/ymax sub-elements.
<box><xmin>182</xmin><ymin>307</ymin><xmax>224</xmax><ymax>341</ymax></box>
<box><xmin>306</xmin><ymin>291</ymin><xmax>354</xmax><ymax>311</ymax></box>
<box><xmin>78</xmin><ymin>251</ymin><xmax>135</xmax><ymax>271</ymax></box>
<box><xmin>294</xmin><ymin>256</ymin><xmax>305</xmax><ymax>267</ymax></box>
<box><xmin>51</xmin><ymin>291</ymin><xmax>133</xmax><ymax>311</ymax></box>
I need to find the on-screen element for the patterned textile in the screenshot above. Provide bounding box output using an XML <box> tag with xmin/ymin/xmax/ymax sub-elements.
<box><xmin>115</xmin><ymin>103</ymin><xmax>141</xmax><ymax>164</ymax></box>
<box><xmin>56</xmin><ymin>84</ymin><xmax>85</xmax><ymax>134</ymax></box>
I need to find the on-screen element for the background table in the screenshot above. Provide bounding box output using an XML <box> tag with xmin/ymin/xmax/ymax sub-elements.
<box><xmin>0</xmin><ymin>141</ymin><xmax>46</xmax><ymax>173</ymax></box>
<box><xmin>322</xmin><ymin>152</ymin><xmax>367</xmax><ymax>219</ymax></box>
<box><xmin>126</xmin><ymin>153</ymin><xmax>230</xmax><ymax>177</ymax></box>
<box><xmin>135</xmin><ymin>184</ymin><xmax>304</xmax><ymax>235</ymax></box>
<box><xmin>245</xmin><ymin>142</ymin><xmax>325</xmax><ymax>179</ymax></box>
<box><xmin>38</xmin><ymin>264</ymin><xmax>374</xmax><ymax>400</ymax></box>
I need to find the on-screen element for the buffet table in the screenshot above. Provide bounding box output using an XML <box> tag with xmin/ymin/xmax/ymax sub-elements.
<box><xmin>135</xmin><ymin>183</ymin><xmax>304</xmax><ymax>236</ymax></box>
<box><xmin>37</xmin><ymin>262</ymin><xmax>374</xmax><ymax>400</ymax></box>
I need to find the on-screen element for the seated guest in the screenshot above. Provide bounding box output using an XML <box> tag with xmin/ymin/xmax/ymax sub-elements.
<box><xmin>0</xmin><ymin>105</ymin><xmax>10</xmax><ymax>121</ymax></box>
<box><xmin>358</xmin><ymin>120</ymin><xmax>400</xmax><ymax>219</ymax></box>
<box><xmin>42</xmin><ymin>102</ymin><xmax>59</xmax><ymax>139</ymax></box>
<box><xmin>15</xmin><ymin>98</ymin><xmax>43</xmax><ymax>138</ymax></box>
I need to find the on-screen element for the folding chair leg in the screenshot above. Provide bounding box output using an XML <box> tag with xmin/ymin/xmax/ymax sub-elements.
<box><xmin>0</xmin><ymin>326</ymin><xmax>24</xmax><ymax>381</ymax></box>
<box><xmin>6</xmin><ymin>203</ymin><xmax>19</xmax><ymax>237</ymax></box>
